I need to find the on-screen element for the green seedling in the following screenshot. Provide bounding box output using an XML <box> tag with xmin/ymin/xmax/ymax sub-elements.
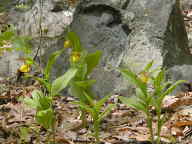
<box><xmin>23</xmin><ymin>89</ymin><xmax>53</xmax><ymax>129</ymax></box>
<box><xmin>23</xmin><ymin>67</ymin><xmax>77</xmax><ymax>143</ymax></box>
<box><xmin>19</xmin><ymin>127</ymin><xmax>30</xmax><ymax>143</ymax></box>
<box><xmin>19</xmin><ymin>126</ymin><xmax>41</xmax><ymax>143</ymax></box>
<box><xmin>118</xmin><ymin>61</ymin><xmax>185</xmax><ymax>144</ymax></box>
<box><xmin>73</xmin><ymin>92</ymin><xmax>115</xmax><ymax>144</ymax></box>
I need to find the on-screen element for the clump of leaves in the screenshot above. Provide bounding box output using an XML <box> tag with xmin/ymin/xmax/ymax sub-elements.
<box><xmin>20</xmin><ymin>33</ymin><xmax>78</xmax><ymax>143</ymax></box>
<box><xmin>118</xmin><ymin>61</ymin><xmax>186</xmax><ymax>144</ymax></box>
<box><xmin>19</xmin><ymin>126</ymin><xmax>42</xmax><ymax>143</ymax></box>
<box><xmin>73</xmin><ymin>92</ymin><xmax>115</xmax><ymax>143</ymax></box>
<box><xmin>0</xmin><ymin>25</ymin><xmax>32</xmax><ymax>56</ymax></box>
<box><xmin>19</xmin><ymin>127</ymin><xmax>30</xmax><ymax>143</ymax></box>
<box><xmin>23</xmin><ymin>66</ymin><xmax>77</xmax><ymax>142</ymax></box>
<box><xmin>66</xmin><ymin>32</ymin><xmax>102</xmax><ymax>127</ymax></box>
<box><xmin>65</xmin><ymin>32</ymin><xmax>114</xmax><ymax>143</ymax></box>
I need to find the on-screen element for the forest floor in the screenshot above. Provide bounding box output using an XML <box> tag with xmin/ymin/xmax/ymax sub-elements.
<box><xmin>1</xmin><ymin>79</ymin><xmax>192</xmax><ymax>144</ymax></box>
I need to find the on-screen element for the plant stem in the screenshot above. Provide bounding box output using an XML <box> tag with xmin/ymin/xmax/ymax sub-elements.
<box><xmin>156</xmin><ymin>110</ymin><xmax>161</xmax><ymax>144</ymax></box>
<box><xmin>80</xmin><ymin>110</ymin><xmax>87</xmax><ymax>128</ymax></box>
<box><xmin>146</xmin><ymin>111</ymin><xmax>154</xmax><ymax>143</ymax></box>
<box><xmin>94</xmin><ymin>120</ymin><xmax>100</xmax><ymax>144</ymax></box>
<box><xmin>49</xmin><ymin>95</ymin><xmax>56</xmax><ymax>144</ymax></box>
<box><xmin>52</xmin><ymin>118</ymin><xmax>56</xmax><ymax>144</ymax></box>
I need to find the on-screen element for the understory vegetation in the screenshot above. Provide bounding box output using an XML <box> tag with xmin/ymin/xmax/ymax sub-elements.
<box><xmin>0</xmin><ymin>24</ymin><xmax>185</xmax><ymax>144</ymax></box>
<box><xmin>1</xmin><ymin>1</ymin><xmax>192</xmax><ymax>144</ymax></box>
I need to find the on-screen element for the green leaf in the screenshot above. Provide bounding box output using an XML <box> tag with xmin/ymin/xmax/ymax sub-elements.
<box><xmin>144</xmin><ymin>60</ymin><xmax>153</xmax><ymax>72</ymax></box>
<box><xmin>36</xmin><ymin>108</ymin><xmax>55</xmax><ymax>129</ymax></box>
<box><xmin>69</xmin><ymin>83</ymin><xmax>87</xmax><ymax>102</ymax></box>
<box><xmin>160</xmin><ymin>81</ymin><xmax>172</xmax><ymax>95</ymax></box>
<box><xmin>23</xmin><ymin>97</ymin><xmax>38</xmax><ymax>109</ymax></box>
<box><xmin>118</xmin><ymin>68</ymin><xmax>147</xmax><ymax>96</ymax></box>
<box><xmin>149</xmin><ymin>66</ymin><xmax>161</xmax><ymax>76</ymax></box>
<box><xmin>131</xmin><ymin>103</ymin><xmax>147</xmax><ymax>113</ymax></box>
<box><xmin>0</xmin><ymin>30</ymin><xmax>15</xmax><ymax>41</ymax></box>
<box><xmin>98</xmin><ymin>104</ymin><xmax>115</xmax><ymax>122</ymax></box>
<box><xmin>74</xmin><ymin>80</ymin><xmax>96</xmax><ymax>89</ymax></box>
<box><xmin>44</xmin><ymin>49</ymin><xmax>64</xmax><ymax>81</ymax></box>
<box><xmin>119</xmin><ymin>96</ymin><xmax>137</xmax><ymax>107</ymax></box>
<box><xmin>74</xmin><ymin>63</ymin><xmax>88</xmax><ymax>80</ymax></box>
<box><xmin>146</xmin><ymin>95</ymin><xmax>152</xmax><ymax>105</ymax></box>
<box><xmin>25</xmin><ymin>74</ymin><xmax>51</xmax><ymax>92</ymax></box>
<box><xmin>85</xmin><ymin>50</ymin><xmax>102</xmax><ymax>75</ymax></box>
<box><xmin>119</xmin><ymin>96</ymin><xmax>147</xmax><ymax>113</ymax></box>
<box><xmin>137</xmin><ymin>99</ymin><xmax>148</xmax><ymax>108</ymax></box>
<box><xmin>37</xmin><ymin>95</ymin><xmax>51</xmax><ymax>111</ymax></box>
<box><xmin>51</xmin><ymin>68</ymin><xmax>78</xmax><ymax>96</ymax></box>
<box><xmin>25</xmin><ymin>57</ymin><xmax>35</xmax><ymax>65</ymax></box>
<box><xmin>136</xmin><ymin>88</ymin><xmax>147</xmax><ymax>102</ymax></box>
<box><xmin>72</xmin><ymin>98</ymin><xmax>98</xmax><ymax>120</ymax></box>
<box><xmin>153</xmin><ymin>69</ymin><xmax>165</xmax><ymax>95</ymax></box>
<box><xmin>23</xmin><ymin>90</ymin><xmax>43</xmax><ymax>109</ymax></box>
<box><xmin>19</xmin><ymin>127</ymin><xmax>29</xmax><ymax>142</ymax></box>
<box><xmin>72</xmin><ymin>101</ymin><xmax>95</xmax><ymax>116</ymax></box>
<box><xmin>152</xmin><ymin>99</ymin><xmax>160</xmax><ymax>110</ymax></box>
<box><xmin>161</xmin><ymin>80</ymin><xmax>186</xmax><ymax>100</ymax></box>
<box><xmin>34</xmin><ymin>77</ymin><xmax>51</xmax><ymax>92</ymax></box>
<box><xmin>95</xmin><ymin>94</ymin><xmax>111</xmax><ymax>111</ymax></box>
<box><xmin>78</xmin><ymin>50</ymin><xmax>88</xmax><ymax>63</ymax></box>
<box><xmin>67</xmin><ymin>32</ymin><xmax>82</xmax><ymax>52</ymax></box>
<box><xmin>23</xmin><ymin>89</ymin><xmax>51</xmax><ymax>111</ymax></box>
<box><xmin>83</xmin><ymin>91</ymin><xmax>95</xmax><ymax>106</ymax></box>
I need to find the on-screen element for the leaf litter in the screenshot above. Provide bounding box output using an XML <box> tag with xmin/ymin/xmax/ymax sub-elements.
<box><xmin>1</xmin><ymin>78</ymin><xmax>192</xmax><ymax>144</ymax></box>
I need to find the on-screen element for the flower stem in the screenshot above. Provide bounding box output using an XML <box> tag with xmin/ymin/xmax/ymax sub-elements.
<box><xmin>146</xmin><ymin>111</ymin><xmax>154</xmax><ymax>143</ymax></box>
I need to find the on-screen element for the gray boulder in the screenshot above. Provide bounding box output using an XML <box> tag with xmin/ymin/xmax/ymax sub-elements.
<box><xmin>1</xmin><ymin>0</ymin><xmax>192</xmax><ymax>97</ymax></box>
<box><xmin>70</xmin><ymin>0</ymin><xmax>192</xmax><ymax>97</ymax></box>
<box><xmin>0</xmin><ymin>0</ymin><xmax>75</xmax><ymax>77</ymax></box>
<box><xmin>167</xmin><ymin>65</ymin><xmax>192</xmax><ymax>94</ymax></box>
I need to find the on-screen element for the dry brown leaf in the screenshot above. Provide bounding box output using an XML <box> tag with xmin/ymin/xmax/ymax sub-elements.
<box><xmin>163</xmin><ymin>92</ymin><xmax>192</xmax><ymax>110</ymax></box>
<box><xmin>171</xmin><ymin>127</ymin><xmax>183</xmax><ymax>136</ymax></box>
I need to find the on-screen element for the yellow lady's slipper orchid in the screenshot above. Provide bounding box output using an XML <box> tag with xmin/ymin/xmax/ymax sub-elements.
<box><xmin>19</xmin><ymin>64</ymin><xmax>31</xmax><ymax>73</ymax></box>
<box><xmin>138</xmin><ymin>72</ymin><xmax>149</xmax><ymax>83</ymax></box>
<box><xmin>64</xmin><ymin>40</ymin><xmax>72</xmax><ymax>48</ymax></box>
<box><xmin>70</xmin><ymin>51</ymin><xmax>80</xmax><ymax>63</ymax></box>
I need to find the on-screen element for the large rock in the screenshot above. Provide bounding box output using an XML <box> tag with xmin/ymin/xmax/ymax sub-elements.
<box><xmin>70</xmin><ymin>0</ymin><xmax>192</xmax><ymax>96</ymax></box>
<box><xmin>168</xmin><ymin>0</ymin><xmax>192</xmax><ymax>94</ymax></box>
<box><xmin>0</xmin><ymin>11</ymin><xmax>23</xmax><ymax>77</ymax></box>
<box><xmin>167</xmin><ymin>65</ymin><xmax>192</xmax><ymax>94</ymax></box>
<box><xmin>1</xmin><ymin>0</ymin><xmax>192</xmax><ymax>97</ymax></box>
<box><xmin>0</xmin><ymin>0</ymin><xmax>75</xmax><ymax>77</ymax></box>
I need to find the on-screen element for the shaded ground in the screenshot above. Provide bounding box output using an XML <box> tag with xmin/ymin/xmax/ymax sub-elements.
<box><xmin>1</xmin><ymin>78</ymin><xmax>192</xmax><ymax>144</ymax></box>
